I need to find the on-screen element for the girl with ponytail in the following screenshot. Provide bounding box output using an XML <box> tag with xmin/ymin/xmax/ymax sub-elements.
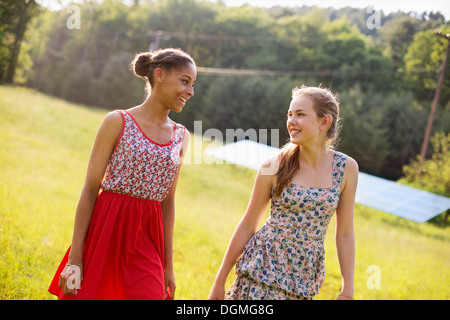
<box><xmin>210</xmin><ymin>85</ymin><xmax>358</xmax><ymax>300</ymax></box>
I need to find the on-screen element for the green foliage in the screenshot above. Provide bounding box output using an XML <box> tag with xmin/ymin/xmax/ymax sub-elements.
<box><xmin>401</xmin><ymin>132</ymin><xmax>450</xmax><ymax>197</ymax></box>
<box><xmin>404</xmin><ymin>25</ymin><xmax>450</xmax><ymax>101</ymax></box>
<box><xmin>4</xmin><ymin>0</ymin><xmax>450</xmax><ymax>179</ymax></box>
<box><xmin>183</xmin><ymin>75</ymin><xmax>293</xmax><ymax>144</ymax></box>
<box><xmin>336</xmin><ymin>86</ymin><xmax>428</xmax><ymax>178</ymax></box>
<box><xmin>0</xmin><ymin>0</ymin><xmax>40</xmax><ymax>83</ymax></box>
<box><xmin>91</xmin><ymin>52</ymin><xmax>145</xmax><ymax>108</ymax></box>
<box><xmin>379</xmin><ymin>15</ymin><xmax>420</xmax><ymax>68</ymax></box>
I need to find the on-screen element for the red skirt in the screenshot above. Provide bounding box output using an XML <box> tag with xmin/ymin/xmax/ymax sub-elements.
<box><xmin>48</xmin><ymin>191</ymin><xmax>165</xmax><ymax>300</ymax></box>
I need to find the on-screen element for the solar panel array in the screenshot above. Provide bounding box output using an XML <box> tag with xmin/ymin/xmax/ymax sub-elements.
<box><xmin>205</xmin><ymin>140</ymin><xmax>450</xmax><ymax>223</ymax></box>
<box><xmin>355</xmin><ymin>172</ymin><xmax>450</xmax><ymax>223</ymax></box>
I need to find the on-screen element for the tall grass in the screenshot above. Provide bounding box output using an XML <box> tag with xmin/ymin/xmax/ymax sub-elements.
<box><xmin>0</xmin><ymin>85</ymin><xmax>448</xmax><ymax>300</ymax></box>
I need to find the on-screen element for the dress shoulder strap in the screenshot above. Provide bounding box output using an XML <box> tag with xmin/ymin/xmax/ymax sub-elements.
<box><xmin>332</xmin><ymin>151</ymin><xmax>347</xmax><ymax>190</ymax></box>
<box><xmin>174</xmin><ymin>122</ymin><xmax>186</xmax><ymax>138</ymax></box>
<box><xmin>109</xmin><ymin>110</ymin><xmax>127</xmax><ymax>154</ymax></box>
<box><xmin>112</xmin><ymin>109</ymin><xmax>129</xmax><ymax>126</ymax></box>
<box><xmin>114</xmin><ymin>109</ymin><xmax>129</xmax><ymax>121</ymax></box>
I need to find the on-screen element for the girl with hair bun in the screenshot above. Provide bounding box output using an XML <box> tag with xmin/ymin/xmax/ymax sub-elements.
<box><xmin>49</xmin><ymin>48</ymin><xmax>196</xmax><ymax>300</ymax></box>
<box><xmin>209</xmin><ymin>85</ymin><xmax>358</xmax><ymax>300</ymax></box>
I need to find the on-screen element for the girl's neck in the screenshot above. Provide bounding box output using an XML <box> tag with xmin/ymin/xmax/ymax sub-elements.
<box><xmin>298</xmin><ymin>144</ymin><xmax>330</xmax><ymax>168</ymax></box>
<box><xmin>138</xmin><ymin>93</ymin><xmax>171</xmax><ymax>124</ymax></box>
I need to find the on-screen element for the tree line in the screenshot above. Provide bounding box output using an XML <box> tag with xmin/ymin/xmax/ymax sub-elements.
<box><xmin>1</xmin><ymin>0</ymin><xmax>449</xmax><ymax>182</ymax></box>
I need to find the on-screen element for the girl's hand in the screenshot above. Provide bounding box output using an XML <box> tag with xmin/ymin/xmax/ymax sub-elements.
<box><xmin>58</xmin><ymin>263</ymin><xmax>84</xmax><ymax>296</ymax></box>
<box><xmin>208</xmin><ymin>282</ymin><xmax>225</xmax><ymax>300</ymax></box>
<box><xmin>165</xmin><ymin>269</ymin><xmax>176</xmax><ymax>300</ymax></box>
<box><xmin>337</xmin><ymin>293</ymin><xmax>354</xmax><ymax>300</ymax></box>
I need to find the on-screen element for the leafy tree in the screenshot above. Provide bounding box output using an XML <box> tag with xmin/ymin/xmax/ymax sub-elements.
<box><xmin>402</xmin><ymin>132</ymin><xmax>450</xmax><ymax>197</ymax></box>
<box><xmin>179</xmin><ymin>75</ymin><xmax>294</xmax><ymax>147</ymax></box>
<box><xmin>379</xmin><ymin>15</ymin><xmax>420</xmax><ymax>69</ymax></box>
<box><xmin>18</xmin><ymin>0</ymin><xmax>450</xmax><ymax>179</ymax></box>
<box><xmin>91</xmin><ymin>52</ymin><xmax>144</xmax><ymax>109</ymax></box>
<box><xmin>404</xmin><ymin>25</ymin><xmax>450</xmax><ymax>103</ymax></box>
<box><xmin>337</xmin><ymin>85</ymin><xmax>390</xmax><ymax>175</ymax></box>
<box><xmin>337</xmin><ymin>85</ymin><xmax>426</xmax><ymax>178</ymax></box>
<box><xmin>0</xmin><ymin>0</ymin><xmax>40</xmax><ymax>83</ymax></box>
<box><xmin>207</xmin><ymin>4</ymin><xmax>274</xmax><ymax>69</ymax></box>
<box><xmin>61</xmin><ymin>60</ymin><xmax>95</xmax><ymax>104</ymax></box>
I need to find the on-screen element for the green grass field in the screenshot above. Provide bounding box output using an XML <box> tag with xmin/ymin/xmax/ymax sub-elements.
<box><xmin>0</xmin><ymin>85</ymin><xmax>449</xmax><ymax>300</ymax></box>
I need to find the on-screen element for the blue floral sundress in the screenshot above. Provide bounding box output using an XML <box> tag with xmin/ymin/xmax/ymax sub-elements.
<box><xmin>226</xmin><ymin>151</ymin><xmax>347</xmax><ymax>300</ymax></box>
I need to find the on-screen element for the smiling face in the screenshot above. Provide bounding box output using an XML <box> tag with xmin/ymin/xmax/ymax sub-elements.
<box><xmin>287</xmin><ymin>95</ymin><xmax>326</xmax><ymax>146</ymax></box>
<box><xmin>156</xmin><ymin>62</ymin><xmax>197</xmax><ymax>113</ymax></box>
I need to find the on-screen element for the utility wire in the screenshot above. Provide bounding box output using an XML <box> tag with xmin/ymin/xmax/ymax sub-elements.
<box><xmin>44</xmin><ymin>47</ymin><xmax>438</xmax><ymax>76</ymax></box>
<box><xmin>196</xmin><ymin>66</ymin><xmax>437</xmax><ymax>76</ymax></box>
<box><xmin>148</xmin><ymin>29</ymin><xmax>418</xmax><ymax>43</ymax></box>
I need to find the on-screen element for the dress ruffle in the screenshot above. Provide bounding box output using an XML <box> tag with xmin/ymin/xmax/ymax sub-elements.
<box><xmin>236</xmin><ymin>224</ymin><xmax>325</xmax><ymax>298</ymax></box>
<box><xmin>225</xmin><ymin>274</ymin><xmax>312</xmax><ymax>300</ymax></box>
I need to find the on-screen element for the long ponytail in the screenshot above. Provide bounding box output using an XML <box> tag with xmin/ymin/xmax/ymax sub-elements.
<box><xmin>274</xmin><ymin>143</ymin><xmax>300</xmax><ymax>197</ymax></box>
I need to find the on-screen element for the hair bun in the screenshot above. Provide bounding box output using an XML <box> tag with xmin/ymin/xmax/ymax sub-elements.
<box><xmin>131</xmin><ymin>52</ymin><xmax>153</xmax><ymax>79</ymax></box>
<box><xmin>130</xmin><ymin>48</ymin><xmax>195</xmax><ymax>88</ymax></box>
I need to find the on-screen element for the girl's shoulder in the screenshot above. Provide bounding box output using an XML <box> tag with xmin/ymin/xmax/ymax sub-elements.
<box><xmin>334</xmin><ymin>151</ymin><xmax>359</xmax><ymax>189</ymax></box>
<box><xmin>334</xmin><ymin>151</ymin><xmax>358</xmax><ymax>171</ymax></box>
<box><xmin>259</xmin><ymin>152</ymin><xmax>280</xmax><ymax>177</ymax></box>
<box><xmin>100</xmin><ymin>110</ymin><xmax>124</xmax><ymax>132</ymax></box>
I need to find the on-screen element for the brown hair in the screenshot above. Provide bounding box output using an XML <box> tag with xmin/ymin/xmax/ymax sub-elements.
<box><xmin>274</xmin><ymin>85</ymin><xmax>340</xmax><ymax>197</ymax></box>
<box><xmin>130</xmin><ymin>48</ymin><xmax>195</xmax><ymax>91</ymax></box>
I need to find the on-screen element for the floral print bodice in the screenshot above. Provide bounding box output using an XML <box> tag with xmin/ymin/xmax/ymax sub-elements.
<box><xmin>101</xmin><ymin>110</ymin><xmax>185</xmax><ymax>201</ymax></box>
<box><xmin>235</xmin><ymin>151</ymin><xmax>347</xmax><ymax>297</ymax></box>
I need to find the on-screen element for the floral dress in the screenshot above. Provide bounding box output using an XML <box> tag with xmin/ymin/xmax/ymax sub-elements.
<box><xmin>49</xmin><ymin>110</ymin><xmax>186</xmax><ymax>300</ymax></box>
<box><xmin>226</xmin><ymin>151</ymin><xmax>347</xmax><ymax>300</ymax></box>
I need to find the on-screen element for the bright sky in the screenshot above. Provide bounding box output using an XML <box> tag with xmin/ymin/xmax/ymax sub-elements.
<box><xmin>36</xmin><ymin>0</ymin><xmax>450</xmax><ymax>18</ymax></box>
<box><xmin>218</xmin><ymin>0</ymin><xmax>449</xmax><ymax>17</ymax></box>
